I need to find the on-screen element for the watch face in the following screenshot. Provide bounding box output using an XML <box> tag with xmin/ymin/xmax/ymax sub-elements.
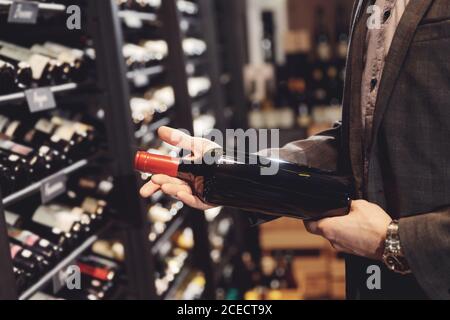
<box><xmin>384</xmin><ymin>254</ymin><xmax>411</xmax><ymax>275</ymax></box>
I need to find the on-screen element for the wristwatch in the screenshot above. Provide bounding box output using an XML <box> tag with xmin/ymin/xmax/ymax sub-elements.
<box><xmin>382</xmin><ymin>220</ymin><xmax>412</xmax><ymax>275</ymax></box>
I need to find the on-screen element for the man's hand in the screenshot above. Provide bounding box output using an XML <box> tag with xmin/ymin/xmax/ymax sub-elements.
<box><xmin>139</xmin><ymin>126</ymin><xmax>219</xmax><ymax>211</ymax></box>
<box><xmin>304</xmin><ymin>200</ymin><xmax>392</xmax><ymax>260</ymax></box>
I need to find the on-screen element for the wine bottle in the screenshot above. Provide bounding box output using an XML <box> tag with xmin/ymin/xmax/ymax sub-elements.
<box><xmin>77</xmin><ymin>255</ymin><xmax>118</xmax><ymax>282</ymax></box>
<box><xmin>30</xmin><ymin>44</ymin><xmax>81</xmax><ymax>82</ymax></box>
<box><xmin>0</xmin><ymin>162</ymin><xmax>17</xmax><ymax>195</ymax></box>
<box><xmin>0</xmin><ymin>59</ymin><xmax>17</xmax><ymax>94</ymax></box>
<box><xmin>5</xmin><ymin>209</ymin><xmax>78</xmax><ymax>251</ymax></box>
<box><xmin>50</xmin><ymin>116</ymin><xmax>97</xmax><ymax>160</ymax></box>
<box><xmin>0</xmin><ymin>135</ymin><xmax>54</xmax><ymax>180</ymax></box>
<box><xmin>0</xmin><ymin>117</ymin><xmax>67</xmax><ymax>172</ymax></box>
<box><xmin>135</xmin><ymin>150</ymin><xmax>353</xmax><ymax>220</ymax></box>
<box><xmin>14</xmin><ymin>267</ymin><xmax>32</xmax><ymax>293</ymax></box>
<box><xmin>33</xmin><ymin>204</ymin><xmax>93</xmax><ymax>236</ymax></box>
<box><xmin>0</xmin><ymin>53</ymin><xmax>32</xmax><ymax>89</ymax></box>
<box><xmin>0</xmin><ymin>41</ymin><xmax>66</xmax><ymax>85</ymax></box>
<box><xmin>10</xmin><ymin>243</ymin><xmax>50</xmax><ymax>274</ymax></box>
<box><xmin>7</xmin><ymin>226</ymin><xmax>62</xmax><ymax>262</ymax></box>
<box><xmin>117</xmin><ymin>0</ymin><xmax>161</xmax><ymax>13</ymax></box>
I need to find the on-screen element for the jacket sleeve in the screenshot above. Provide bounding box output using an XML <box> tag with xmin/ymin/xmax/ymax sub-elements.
<box><xmin>246</xmin><ymin>123</ymin><xmax>342</xmax><ymax>226</ymax></box>
<box><xmin>399</xmin><ymin>208</ymin><xmax>450</xmax><ymax>300</ymax></box>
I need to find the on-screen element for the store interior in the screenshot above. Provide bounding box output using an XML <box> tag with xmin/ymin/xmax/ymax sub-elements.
<box><xmin>0</xmin><ymin>0</ymin><xmax>354</xmax><ymax>300</ymax></box>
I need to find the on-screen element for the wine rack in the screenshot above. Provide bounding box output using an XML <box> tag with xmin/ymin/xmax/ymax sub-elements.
<box><xmin>0</xmin><ymin>0</ymin><xmax>250</xmax><ymax>301</ymax></box>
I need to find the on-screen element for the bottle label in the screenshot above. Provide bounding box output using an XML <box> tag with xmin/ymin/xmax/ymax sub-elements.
<box><xmin>33</xmin><ymin>204</ymin><xmax>77</xmax><ymax>233</ymax></box>
<box><xmin>10</xmin><ymin>244</ymin><xmax>21</xmax><ymax>258</ymax></box>
<box><xmin>51</xmin><ymin>125</ymin><xmax>75</xmax><ymax>143</ymax></box>
<box><xmin>7</xmin><ymin>1</ymin><xmax>39</xmax><ymax>25</ymax></box>
<box><xmin>28</xmin><ymin>54</ymin><xmax>50</xmax><ymax>80</ymax></box>
<box><xmin>4</xmin><ymin>211</ymin><xmax>20</xmax><ymax>227</ymax></box>
<box><xmin>81</xmin><ymin>197</ymin><xmax>99</xmax><ymax>215</ymax></box>
<box><xmin>35</xmin><ymin>118</ymin><xmax>56</xmax><ymax>135</ymax></box>
<box><xmin>4</xmin><ymin>120</ymin><xmax>20</xmax><ymax>138</ymax></box>
<box><xmin>8</xmin><ymin>227</ymin><xmax>39</xmax><ymax>246</ymax></box>
<box><xmin>25</xmin><ymin>87</ymin><xmax>57</xmax><ymax>113</ymax></box>
<box><xmin>0</xmin><ymin>137</ymin><xmax>33</xmax><ymax>156</ymax></box>
<box><xmin>0</xmin><ymin>43</ymin><xmax>31</xmax><ymax>63</ymax></box>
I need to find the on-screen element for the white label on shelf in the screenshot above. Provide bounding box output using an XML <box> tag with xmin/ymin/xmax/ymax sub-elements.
<box><xmin>40</xmin><ymin>172</ymin><xmax>67</xmax><ymax>204</ymax></box>
<box><xmin>7</xmin><ymin>1</ymin><xmax>39</xmax><ymax>24</ymax></box>
<box><xmin>25</xmin><ymin>87</ymin><xmax>57</xmax><ymax>113</ymax></box>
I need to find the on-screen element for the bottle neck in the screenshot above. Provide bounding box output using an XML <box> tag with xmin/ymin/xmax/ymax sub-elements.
<box><xmin>135</xmin><ymin>151</ymin><xmax>180</xmax><ymax>177</ymax></box>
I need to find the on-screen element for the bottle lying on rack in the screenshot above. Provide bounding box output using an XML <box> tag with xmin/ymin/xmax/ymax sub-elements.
<box><xmin>14</xmin><ymin>266</ymin><xmax>32</xmax><ymax>293</ymax></box>
<box><xmin>0</xmin><ymin>59</ymin><xmax>17</xmax><ymax>94</ymax></box>
<box><xmin>117</xmin><ymin>0</ymin><xmax>161</xmax><ymax>13</ymax></box>
<box><xmin>7</xmin><ymin>226</ymin><xmax>62</xmax><ymax>262</ymax></box>
<box><xmin>30</xmin><ymin>44</ymin><xmax>87</xmax><ymax>82</ymax></box>
<box><xmin>183</xmin><ymin>38</ymin><xmax>207</xmax><ymax>57</ymax></box>
<box><xmin>177</xmin><ymin>0</ymin><xmax>199</xmax><ymax>16</ymax></box>
<box><xmin>10</xmin><ymin>243</ymin><xmax>50</xmax><ymax>275</ymax></box>
<box><xmin>135</xmin><ymin>150</ymin><xmax>353</xmax><ymax>220</ymax></box>
<box><xmin>131</xmin><ymin>86</ymin><xmax>174</xmax><ymax>123</ymax></box>
<box><xmin>0</xmin><ymin>114</ymin><xmax>98</xmax><ymax>196</ymax></box>
<box><xmin>188</xmin><ymin>77</ymin><xmax>211</xmax><ymax>98</ymax></box>
<box><xmin>123</xmin><ymin>43</ymin><xmax>166</xmax><ymax>71</ymax></box>
<box><xmin>0</xmin><ymin>41</ymin><xmax>91</xmax><ymax>92</ymax></box>
<box><xmin>57</xmin><ymin>254</ymin><xmax>119</xmax><ymax>300</ymax></box>
<box><xmin>0</xmin><ymin>135</ymin><xmax>55</xmax><ymax>183</ymax></box>
<box><xmin>0</xmin><ymin>41</ymin><xmax>69</xmax><ymax>86</ymax></box>
<box><xmin>5</xmin><ymin>209</ymin><xmax>81</xmax><ymax>252</ymax></box>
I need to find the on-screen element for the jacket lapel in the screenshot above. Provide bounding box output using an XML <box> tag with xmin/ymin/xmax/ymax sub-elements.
<box><xmin>345</xmin><ymin>0</ymin><xmax>369</xmax><ymax>197</ymax></box>
<box><xmin>368</xmin><ymin>0</ymin><xmax>435</xmax><ymax>153</ymax></box>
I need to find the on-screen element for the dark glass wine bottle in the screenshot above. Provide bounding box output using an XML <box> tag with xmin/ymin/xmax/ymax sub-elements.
<box><xmin>0</xmin><ymin>59</ymin><xmax>17</xmax><ymax>94</ymax></box>
<box><xmin>5</xmin><ymin>209</ymin><xmax>79</xmax><ymax>252</ymax></box>
<box><xmin>7</xmin><ymin>226</ymin><xmax>62</xmax><ymax>262</ymax></box>
<box><xmin>10</xmin><ymin>243</ymin><xmax>50</xmax><ymax>274</ymax></box>
<box><xmin>0</xmin><ymin>53</ymin><xmax>32</xmax><ymax>89</ymax></box>
<box><xmin>0</xmin><ymin>135</ymin><xmax>53</xmax><ymax>180</ymax></box>
<box><xmin>135</xmin><ymin>150</ymin><xmax>353</xmax><ymax>220</ymax></box>
<box><xmin>14</xmin><ymin>267</ymin><xmax>32</xmax><ymax>293</ymax></box>
<box><xmin>0</xmin><ymin>41</ymin><xmax>64</xmax><ymax>85</ymax></box>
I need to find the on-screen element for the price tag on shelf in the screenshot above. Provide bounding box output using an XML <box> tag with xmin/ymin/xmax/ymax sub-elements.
<box><xmin>40</xmin><ymin>171</ymin><xmax>67</xmax><ymax>204</ymax></box>
<box><xmin>7</xmin><ymin>0</ymin><xmax>39</xmax><ymax>24</ymax></box>
<box><xmin>25</xmin><ymin>87</ymin><xmax>57</xmax><ymax>113</ymax></box>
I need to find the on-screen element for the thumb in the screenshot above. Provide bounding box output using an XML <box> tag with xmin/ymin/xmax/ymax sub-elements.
<box><xmin>158</xmin><ymin>126</ymin><xmax>194</xmax><ymax>150</ymax></box>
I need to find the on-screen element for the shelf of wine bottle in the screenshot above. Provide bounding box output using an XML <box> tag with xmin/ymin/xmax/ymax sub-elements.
<box><xmin>19</xmin><ymin>222</ymin><xmax>112</xmax><ymax>300</ymax></box>
<box><xmin>213</xmin><ymin>246</ymin><xmax>238</xmax><ymax>284</ymax></box>
<box><xmin>3</xmin><ymin>158</ymin><xmax>88</xmax><ymax>206</ymax></box>
<box><xmin>118</xmin><ymin>10</ymin><xmax>159</xmax><ymax>23</ymax></box>
<box><xmin>126</xmin><ymin>65</ymin><xmax>165</xmax><ymax>82</ymax></box>
<box><xmin>162</xmin><ymin>259</ymin><xmax>192</xmax><ymax>300</ymax></box>
<box><xmin>0</xmin><ymin>83</ymin><xmax>78</xmax><ymax>106</ymax></box>
<box><xmin>0</xmin><ymin>0</ymin><xmax>66</xmax><ymax>12</ymax></box>
<box><xmin>151</xmin><ymin>210</ymin><xmax>187</xmax><ymax>255</ymax></box>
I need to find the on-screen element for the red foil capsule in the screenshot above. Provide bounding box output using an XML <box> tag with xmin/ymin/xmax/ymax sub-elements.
<box><xmin>134</xmin><ymin>151</ymin><xmax>180</xmax><ymax>177</ymax></box>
